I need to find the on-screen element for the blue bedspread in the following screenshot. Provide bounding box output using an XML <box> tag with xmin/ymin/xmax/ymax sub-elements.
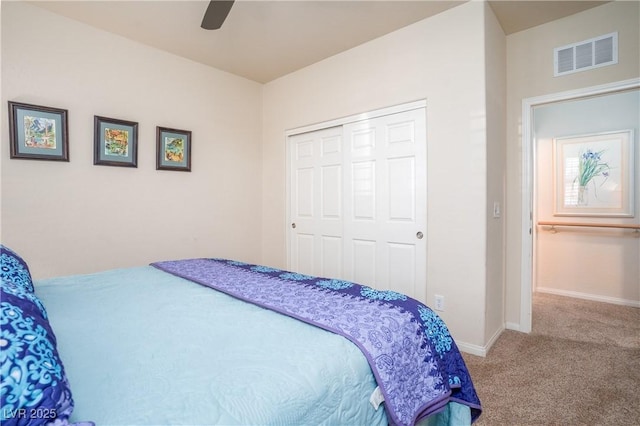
<box><xmin>36</xmin><ymin>266</ymin><xmax>388</xmax><ymax>425</ymax></box>
<box><xmin>152</xmin><ymin>258</ymin><xmax>481</xmax><ymax>426</ymax></box>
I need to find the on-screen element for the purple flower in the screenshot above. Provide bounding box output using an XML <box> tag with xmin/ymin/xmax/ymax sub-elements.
<box><xmin>576</xmin><ymin>148</ymin><xmax>610</xmax><ymax>187</ymax></box>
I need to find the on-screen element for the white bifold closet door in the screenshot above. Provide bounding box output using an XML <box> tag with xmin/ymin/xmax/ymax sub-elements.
<box><xmin>288</xmin><ymin>107</ymin><xmax>426</xmax><ymax>301</ymax></box>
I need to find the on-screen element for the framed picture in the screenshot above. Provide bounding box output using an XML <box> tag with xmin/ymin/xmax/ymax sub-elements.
<box><xmin>156</xmin><ymin>126</ymin><xmax>191</xmax><ymax>172</ymax></box>
<box><xmin>94</xmin><ymin>116</ymin><xmax>138</xmax><ymax>167</ymax></box>
<box><xmin>553</xmin><ymin>130</ymin><xmax>635</xmax><ymax>217</ymax></box>
<box><xmin>8</xmin><ymin>101</ymin><xmax>69</xmax><ymax>161</ymax></box>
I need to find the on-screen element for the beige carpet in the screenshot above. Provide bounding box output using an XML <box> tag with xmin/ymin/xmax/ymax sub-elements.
<box><xmin>462</xmin><ymin>293</ymin><xmax>640</xmax><ymax>425</ymax></box>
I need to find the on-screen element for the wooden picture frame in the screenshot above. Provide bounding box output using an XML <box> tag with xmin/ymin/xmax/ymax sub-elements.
<box><xmin>94</xmin><ymin>116</ymin><xmax>138</xmax><ymax>167</ymax></box>
<box><xmin>8</xmin><ymin>101</ymin><xmax>69</xmax><ymax>161</ymax></box>
<box><xmin>156</xmin><ymin>126</ymin><xmax>191</xmax><ymax>172</ymax></box>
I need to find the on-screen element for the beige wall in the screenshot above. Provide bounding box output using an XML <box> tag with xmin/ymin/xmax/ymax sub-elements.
<box><xmin>1</xmin><ymin>2</ymin><xmax>263</xmax><ymax>278</ymax></box>
<box><xmin>262</xmin><ymin>2</ymin><xmax>491</xmax><ymax>350</ymax></box>
<box><xmin>483</xmin><ymin>2</ymin><xmax>507</xmax><ymax>346</ymax></box>
<box><xmin>505</xmin><ymin>1</ymin><xmax>640</xmax><ymax>327</ymax></box>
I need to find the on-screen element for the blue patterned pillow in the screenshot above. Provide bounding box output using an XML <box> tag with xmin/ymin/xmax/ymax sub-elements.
<box><xmin>1</xmin><ymin>245</ymin><xmax>34</xmax><ymax>294</ymax></box>
<box><xmin>0</xmin><ymin>247</ymin><xmax>75</xmax><ymax>426</ymax></box>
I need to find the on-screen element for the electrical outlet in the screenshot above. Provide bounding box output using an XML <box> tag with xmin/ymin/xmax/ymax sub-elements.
<box><xmin>434</xmin><ymin>295</ymin><xmax>445</xmax><ymax>311</ymax></box>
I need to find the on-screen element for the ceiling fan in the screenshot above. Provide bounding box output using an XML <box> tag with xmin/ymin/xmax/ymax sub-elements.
<box><xmin>201</xmin><ymin>0</ymin><xmax>235</xmax><ymax>30</ymax></box>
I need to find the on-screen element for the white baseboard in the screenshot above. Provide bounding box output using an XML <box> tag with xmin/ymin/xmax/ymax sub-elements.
<box><xmin>505</xmin><ymin>322</ymin><xmax>522</xmax><ymax>332</ymax></box>
<box><xmin>456</xmin><ymin>341</ymin><xmax>487</xmax><ymax>357</ymax></box>
<box><xmin>457</xmin><ymin>326</ymin><xmax>504</xmax><ymax>358</ymax></box>
<box><xmin>536</xmin><ymin>287</ymin><xmax>640</xmax><ymax>308</ymax></box>
<box><xmin>483</xmin><ymin>325</ymin><xmax>504</xmax><ymax>352</ymax></box>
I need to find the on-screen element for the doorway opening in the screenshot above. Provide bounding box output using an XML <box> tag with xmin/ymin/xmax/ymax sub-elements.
<box><xmin>521</xmin><ymin>78</ymin><xmax>640</xmax><ymax>333</ymax></box>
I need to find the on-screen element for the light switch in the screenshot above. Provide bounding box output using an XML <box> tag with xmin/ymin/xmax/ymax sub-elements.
<box><xmin>493</xmin><ymin>201</ymin><xmax>501</xmax><ymax>218</ymax></box>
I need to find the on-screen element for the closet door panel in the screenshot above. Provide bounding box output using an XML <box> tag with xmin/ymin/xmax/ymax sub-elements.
<box><xmin>288</xmin><ymin>106</ymin><xmax>427</xmax><ymax>303</ymax></box>
<box><xmin>321</xmin><ymin>235</ymin><xmax>342</xmax><ymax>279</ymax></box>
<box><xmin>387</xmin><ymin>242</ymin><xmax>417</xmax><ymax>297</ymax></box>
<box><xmin>295</xmin><ymin>233</ymin><xmax>315</xmax><ymax>276</ymax></box>
<box><xmin>387</xmin><ymin>156</ymin><xmax>415</xmax><ymax>221</ymax></box>
<box><xmin>352</xmin><ymin>239</ymin><xmax>377</xmax><ymax>287</ymax></box>
<box><xmin>352</xmin><ymin>161</ymin><xmax>376</xmax><ymax>220</ymax></box>
<box><xmin>289</xmin><ymin>127</ymin><xmax>344</xmax><ymax>278</ymax></box>
<box><xmin>344</xmin><ymin>108</ymin><xmax>426</xmax><ymax>300</ymax></box>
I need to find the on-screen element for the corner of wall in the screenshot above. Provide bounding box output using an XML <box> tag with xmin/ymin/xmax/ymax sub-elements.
<box><xmin>483</xmin><ymin>0</ymin><xmax>508</xmax><ymax>346</ymax></box>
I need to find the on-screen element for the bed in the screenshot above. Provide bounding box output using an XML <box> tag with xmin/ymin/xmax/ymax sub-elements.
<box><xmin>1</xmin><ymin>245</ymin><xmax>481</xmax><ymax>426</ymax></box>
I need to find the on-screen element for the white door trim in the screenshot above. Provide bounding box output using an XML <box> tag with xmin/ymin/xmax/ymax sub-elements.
<box><xmin>519</xmin><ymin>78</ymin><xmax>639</xmax><ymax>333</ymax></box>
<box><xmin>285</xmin><ymin>99</ymin><xmax>427</xmax><ymax>137</ymax></box>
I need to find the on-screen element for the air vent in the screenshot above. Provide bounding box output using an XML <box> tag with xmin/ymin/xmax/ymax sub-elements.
<box><xmin>554</xmin><ymin>32</ymin><xmax>617</xmax><ymax>77</ymax></box>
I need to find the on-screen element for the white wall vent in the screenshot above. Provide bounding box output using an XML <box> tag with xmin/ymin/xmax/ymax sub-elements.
<box><xmin>554</xmin><ymin>32</ymin><xmax>618</xmax><ymax>77</ymax></box>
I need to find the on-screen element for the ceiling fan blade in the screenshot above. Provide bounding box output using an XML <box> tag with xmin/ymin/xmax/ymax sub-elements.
<box><xmin>201</xmin><ymin>0</ymin><xmax>235</xmax><ymax>30</ymax></box>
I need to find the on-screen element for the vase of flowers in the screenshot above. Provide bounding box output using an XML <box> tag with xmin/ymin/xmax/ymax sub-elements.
<box><xmin>577</xmin><ymin>185</ymin><xmax>588</xmax><ymax>206</ymax></box>
<box><xmin>575</xmin><ymin>149</ymin><xmax>610</xmax><ymax>206</ymax></box>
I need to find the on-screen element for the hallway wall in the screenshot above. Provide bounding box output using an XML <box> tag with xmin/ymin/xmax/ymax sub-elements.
<box><xmin>534</xmin><ymin>89</ymin><xmax>640</xmax><ymax>306</ymax></box>
<box><xmin>505</xmin><ymin>1</ymin><xmax>640</xmax><ymax>326</ymax></box>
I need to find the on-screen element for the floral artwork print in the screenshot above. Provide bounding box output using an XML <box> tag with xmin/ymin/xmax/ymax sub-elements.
<box><xmin>554</xmin><ymin>130</ymin><xmax>633</xmax><ymax>216</ymax></box>
<box><xmin>562</xmin><ymin>142</ymin><xmax>618</xmax><ymax>208</ymax></box>
<box><xmin>574</xmin><ymin>148</ymin><xmax>611</xmax><ymax>205</ymax></box>
<box><xmin>575</xmin><ymin>149</ymin><xmax>610</xmax><ymax>187</ymax></box>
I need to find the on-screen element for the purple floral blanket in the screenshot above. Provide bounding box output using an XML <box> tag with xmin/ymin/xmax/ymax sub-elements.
<box><xmin>151</xmin><ymin>258</ymin><xmax>481</xmax><ymax>426</ymax></box>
